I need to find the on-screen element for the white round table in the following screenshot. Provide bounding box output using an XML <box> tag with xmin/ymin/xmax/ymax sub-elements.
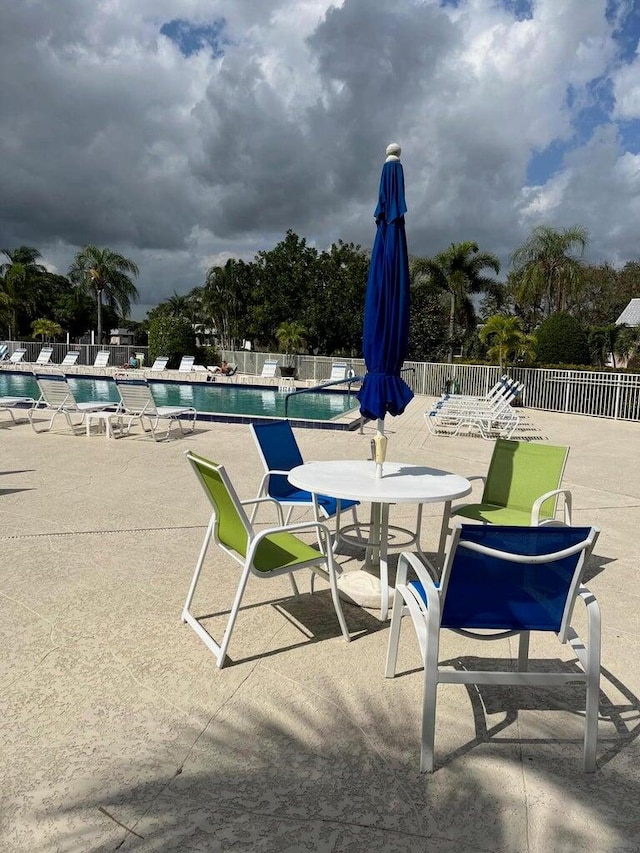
<box><xmin>288</xmin><ymin>460</ymin><xmax>471</xmax><ymax>619</ymax></box>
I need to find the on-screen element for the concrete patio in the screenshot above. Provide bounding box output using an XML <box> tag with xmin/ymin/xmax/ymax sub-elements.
<box><xmin>1</xmin><ymin>397</ymin><xmax>639</xmax><ymax>852</ymax></box>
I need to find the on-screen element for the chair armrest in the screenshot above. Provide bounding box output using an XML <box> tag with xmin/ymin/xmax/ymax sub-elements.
<box><xmin>531</xmin><ymin>488</ymin><xmax>572</xmax><ymax>525</ymax></box>
<box><xmin>239</xmin><ymin>495</ymin><xmax>281</xmax><ymax>509</ymax></box>
<box><xmin>467</xmin><ymin>475</ymin><xmax>487</xmax><ymax>486</ymax></box>
<box><xmin>247</xmin><ymin>519</ymin><xmax>334</xmax><ymax>566</ymax></box>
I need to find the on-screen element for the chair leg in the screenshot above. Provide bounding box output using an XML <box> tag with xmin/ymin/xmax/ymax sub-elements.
<box><xmin>385</xmin><ymin>593</ymin><xmax>404</xmax><ymax>677</ymax></box>
<box><xmin>288</xmin><ymin>573</ymin><xmax>300</xmax><ymax>597</ymax></box>
<box><xmin>420</xmin><ymin>668</ymin><xmax>438</xmax><ymax>773</ymax></box>
<box><xmin>583</xmin><ymin>595</ymin><xmax>601</xmax><ymax>772</ymax></box>
<box><xmin>517</xmin><ymin>631</ymin><xmax>530</xmax><ymax>671</ymax></box>
<box><xmin>216</xmin><ymin>563</ymin><xmax>254</xmax><ymax>667</ymax></box>
<box><xmin>182</xmin><ymin>516</ymin><xmax>215</xmax><ymax>617</ymax></box>
<box><xmin>437</xmin><ymin>502</ymin><xmax>451</xmax><ymax>566</ymax></box>
<box><xmin>320</xmin><ymin>531</ymin><xmax>350</xmax><ymax>641</ymax></box>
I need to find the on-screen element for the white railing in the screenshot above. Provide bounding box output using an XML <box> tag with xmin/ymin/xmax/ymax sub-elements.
<box><xmin>4</xmin><ymin>341</ymin><xmax>640</xmax><ymax>422</ymax></box>
<box><xmin>2</xmin><ymin>341</ymin><xmax>149</xmax><ymax>367</ymax></box>
<box><xmin>223</xmin><ymin>352</ymin><xmax>640</xmax><ymax>422</ymax></box>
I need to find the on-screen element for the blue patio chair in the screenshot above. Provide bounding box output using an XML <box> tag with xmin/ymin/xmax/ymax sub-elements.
<box><xmin>386</xmin><ymin>524</ymin><xmax>601</xmax><ymax>772</ymax></box>
<box><xmin>249</xmin><ymin>420</ymin><xmax>360</xmax><ymax>533</ymax></box>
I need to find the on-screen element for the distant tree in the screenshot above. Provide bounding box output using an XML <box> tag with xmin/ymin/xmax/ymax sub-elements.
<box><xmin>305</xmin><ymin>241</ymin><xmax>369</xmax><ymax>356</ymax></box>
<box><xmin>68</xmin><ymin>246</ymin><xmax>139</xmax><ymax>344</ymax></box>
<box><xmin>275</xmin><ymin>320</ymin><xmax>307</xmax><ymax>367</ymax></box>
<box><xmin>479</xmin><ymin>315</ymin><xmax>526</xmax><ymax>372</ymax></box>
<box><xmin>31</xmin><ymin>318</ymin><xmax>63</xmax><ymax>342</ymax></box>
<box><xmin>535</xmin><ymin>312</ymin><xmax>590</xmax><ymax>365</ymax></box>
<box><xmin>203</xmin><ymin>259</ymin><xmax>254</xmax><ymax>351</ymax></box>
<box><xmin>0</xmin><ymin>246</ymin><xmax>49</xmax><ymax>338</ymax></box>
<box><xmin>249</xmin><ymin>231</ymin><xmax>319</xmax><ymax>349</ymax></box>
<box><xmin>510</xmin><ymin>225</ymin><xmax>588</xmax><ymax>323</ymax></box>
<box><xmin>165</xmin><ymin>291</ymin><xmax>191</xmax><ymax>318</ymax></box>
<box><xmin>411</xmin><ymin>241</ymin><xmax>500</xmax><ymax>363</ymax></box>
<box><xmin>148</xmin><ymin>315</ymin><xmax>196</xmax><ymax>369</ymax></box>
<box><xmin>407</xmin><ymin>271</ymin><xmax>448</xmax><ymax>362</ymax></box>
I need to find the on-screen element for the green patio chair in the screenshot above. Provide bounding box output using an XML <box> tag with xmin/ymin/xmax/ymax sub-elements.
<box><xmin>437</xmin><ymin>439</ymin><xmax>572</xmax><ymax>560</ymax></box>
<box><xmin>183</xmin><ymin>452</ymin><xmax>351</xmax><ymax>668</ymax></box>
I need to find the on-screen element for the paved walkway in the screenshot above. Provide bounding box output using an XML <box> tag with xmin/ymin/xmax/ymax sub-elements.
<box><xmin>1</xmin><ymin>398</ymin><xmax>639</xmax><ymax>852</ymax></box>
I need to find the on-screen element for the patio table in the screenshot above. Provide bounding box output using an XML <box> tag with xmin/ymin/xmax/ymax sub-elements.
<box><xmin>288</xmin><ymin>460</ymin><xmax>471</xmax><ymax>620</ymax></box>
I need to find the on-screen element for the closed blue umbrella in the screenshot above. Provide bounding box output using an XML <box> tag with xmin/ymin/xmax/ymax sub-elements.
<box><xmin>357</xmin><ymin>143</ymin><xmax>413</xmax><ymax>476</ymax></box>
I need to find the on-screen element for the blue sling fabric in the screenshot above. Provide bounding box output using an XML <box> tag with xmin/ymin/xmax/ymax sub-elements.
<box><xmin>252</xmin><ymin>421</ymin><xmax>358</xmax><ymax>517</ymax></box>
<box><xmin>410</xmin><ymin>525</ymin><xmax>593</xmax><ymax>632</ymax></box>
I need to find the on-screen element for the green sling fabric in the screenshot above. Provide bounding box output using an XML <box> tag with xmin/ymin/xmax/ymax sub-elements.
<box><xmin>190</xmin><ymin>452</ymin><xmax>323</xmax><ymax>572</ymax></box>
<box><xmin>454</xmin><ymin>439</ymin><xmax>568</xmax><ymax>524</ymax></box>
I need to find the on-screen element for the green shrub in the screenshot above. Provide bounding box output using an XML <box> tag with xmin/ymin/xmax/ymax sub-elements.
<box><xmin>535</xmin><ymin>313</ymin><xmax>590</xmax><ymax>366</ymax></box>
<box><xmin>148</xmin><ymin>316</ymin><xmax>196</xmax><ymax>369</ymax></box>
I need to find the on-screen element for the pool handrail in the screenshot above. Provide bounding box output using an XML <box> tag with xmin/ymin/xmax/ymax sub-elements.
<box><xmin>284</xmin><ymin>375</ymin><xmax>363</xmax><ymax>419</ymax></box>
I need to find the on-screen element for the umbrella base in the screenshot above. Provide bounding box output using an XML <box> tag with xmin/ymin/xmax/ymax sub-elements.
<box><xmin>337</xmin><ymin>569</ymin><xmax>394</xmax><ymax>611</ymax></box>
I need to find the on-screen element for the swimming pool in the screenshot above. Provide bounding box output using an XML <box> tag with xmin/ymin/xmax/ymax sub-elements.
<box><xmin>0</xmin><ymin>372</ymin><xmax>359</xmax><ymax>424</ymax></box>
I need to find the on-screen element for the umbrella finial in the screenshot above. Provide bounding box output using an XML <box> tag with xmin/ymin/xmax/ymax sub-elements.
<box><xmin>385</xmin><ymin>142</ymin><xmax>401</xmax><ymax>162</ymax></box>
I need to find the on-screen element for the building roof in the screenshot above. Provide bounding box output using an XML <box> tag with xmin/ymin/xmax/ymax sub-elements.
<box><xmin>615</xmin><ymin>298</ymin><xmax>640</xmax><ymax>326</ymax></box>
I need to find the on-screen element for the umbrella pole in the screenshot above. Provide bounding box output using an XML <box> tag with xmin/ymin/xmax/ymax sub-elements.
<box><xmin>374</xmin><ymin>418</ymin><xmax>388</xmax><ymax>479</ymax></box>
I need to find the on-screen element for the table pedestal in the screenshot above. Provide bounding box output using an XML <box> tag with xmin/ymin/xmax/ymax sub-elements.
<box><xmin>336</xmin><ymin>503</ymin><xmax>423</xmax><ymax>619</ymax></box>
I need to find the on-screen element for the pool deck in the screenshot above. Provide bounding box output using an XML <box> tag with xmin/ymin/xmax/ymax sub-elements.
<box><xmin>1</xmin><ymin>397</ymin><xmax>639</xmax><ymax>852</ymax></box>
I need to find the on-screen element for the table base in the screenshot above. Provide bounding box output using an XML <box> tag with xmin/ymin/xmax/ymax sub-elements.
<box><xmin>337</xmin><ymin>569</ymin><xmax>394</xmax><ymax>611</ymax></box>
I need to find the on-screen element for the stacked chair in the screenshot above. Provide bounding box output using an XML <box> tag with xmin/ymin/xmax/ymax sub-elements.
<box><xmin>424</xmin><ymin>376</ymin><xmax>540</xmax><ymax>440</ymax></box>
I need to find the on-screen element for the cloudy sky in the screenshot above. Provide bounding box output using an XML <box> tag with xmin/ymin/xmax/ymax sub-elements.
<box><xmin>1</xmin><ymin>0</ymin><xmax>639</xmax><ymax>317</ymax></box>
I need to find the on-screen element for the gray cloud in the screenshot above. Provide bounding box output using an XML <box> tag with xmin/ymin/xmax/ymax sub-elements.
<box><xmin>0</xmin><ymin>0</ymin><xmax>637</xmax><ymax>315</ymax></box>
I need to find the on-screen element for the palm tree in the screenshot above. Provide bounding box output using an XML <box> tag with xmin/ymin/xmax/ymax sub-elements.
<box><xmin>510</xmin><ymin>225</ymin><xmax>588</xmax><ymax>322</ymax></box>
<box><xmin>412</xmin><ymin>241</ymin><xmax>500</xmax><ymax>363</ymax></box>
<box><xmin>275</xmin><ymin>321</ymin><xmax>307</xmax><ymax>370</ymax></box>
<box><xmin>166</xmin><ymin>291</ymin><xmax>190</xmax><ymax>318</ymax></box>
<box><xmin>203</xmin><ymin>259</ymin><xmax>250</xmax><ymax>351</ymax></box>
<box><xmin>31</xmin><ymin>318</ymin><xmax>63</xmax><ymax>342</ymax></box>
<box><xmin>0</xmin><ymin>246</ymin><xmax>48</xmax><ymax>338</ymax></box>
<box><xmin>68</xmin><ymin>246</ymin><xmax>139</xmax><ymax>343</ymax></box>
<box><xmin>480</xmin><ymin>314</ymin><xmax>527</xmax><ymax>371</ymax></box>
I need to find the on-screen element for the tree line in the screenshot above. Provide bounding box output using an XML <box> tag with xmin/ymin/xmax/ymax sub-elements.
<box><xmin>2</xmin><ymin>226</ymin><xmax>639</xmax><ymax>368</ymax></box>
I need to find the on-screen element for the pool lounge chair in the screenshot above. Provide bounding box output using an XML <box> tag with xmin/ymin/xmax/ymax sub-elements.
<box><xmin>28</xmin><ymin>372</ymin><xmax>112</xmax><ymax>434</ymax></box>
<box><xmin>182</xmin><ymin>452</ymin><xmax>351</xmax><ymax>668</ymax></box>
<box><xmin>147</xmin><ymin>356</ymin><xmax>169</xmax><ymax>373</ymax></box>
<box><xmin>93</xmin><ymin>351</ymin><xmax>111</xmax><ymax>369</ymax></box>
<box><xmin>328</xmin><ymin>362</ymin><xmax>349</xmax><ymax>383</ymax></box>
<box><xmin>0</xmin><ymin>344</ymin><xmax>8</xmax><ymax>361</ymax></box>
<box><xmin>31</xmin><ymin>346</ymin><xmax>54</xmax><ymax>367</ymax></box>
<box><xmin>259</xmin><ymin>360</ymin><xmax>279</xmax><ymax>384</ymax></box>
<box><xmin>59</xmin><ymin>351</ymin><xmax>80</xmax><ymax>369</ymax></box>
<box><xmin>178</xmin><ymin>355</ymin><xmax>195</xmax><ymax>373</ymax></box>
<box><xmin>0</xmin><ymin>396</ymin><xmax>36</xmax><ymax>424</ymax></box>
<box><xmin>7</xmin><ymin>348</ymin><xmax>26</xmax><ymax>365</ymax></box>
<box><xmin>114</xmin><ymin>376</ymin><xmax>196</xmax><ymax>441</ymax></box>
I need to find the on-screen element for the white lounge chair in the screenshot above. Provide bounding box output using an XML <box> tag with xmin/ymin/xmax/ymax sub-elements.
<box><xmin>147</xmin><ymin>356</ymin><xmax>169</xmax><ymax>373</ymax></box>
<box><xmin>178</xmin><ymin>355</ymin><xmax>195</xmax><ymax>373</ymax></box>
<box><xmin>0</xmin><ymin>396</ymin><xmax>36</xmax><ymax>424</ymax></box>
<box><xmin>114</xmin><ymin>376</ymin><xmax>196</xmax><ymax>441</ymax></box>
<box><xmin>7</xmin><ymin>349</ymin><xmax>26</xmax><ymax>365</ymax></box>
<box><xmin>328</xmin><ymin>362</ymin><xmax>348</xmax><ymax>383</ymax></box>
<box><xmin>32</xmin><ymin>346</ymin><xmax>54</xmax><ymax>367</ymax></box>
<box><xmin>28</xmin><ymin>372</ymin><xmax>112</xmax><ymax>433</ymax></box>
<box><xmin>60</xmin><ymin>351</ymin><xmax>80</xmax><ymax>369</ymax></box>
<box><xmin>93</xmin><ymin>351</ymin><xmax>111</xmax><ymax>369</ymax></box>
<box><xmin>259</xmin><ymin>360</ymin><xmax>279</xmax><ymax>384</ymax></box>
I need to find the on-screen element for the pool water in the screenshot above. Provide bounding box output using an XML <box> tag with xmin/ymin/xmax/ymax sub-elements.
<box><xmin>0</xmin><ymin>373</ymin><xmax>358</xmax><ymax>421</ymax></box>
